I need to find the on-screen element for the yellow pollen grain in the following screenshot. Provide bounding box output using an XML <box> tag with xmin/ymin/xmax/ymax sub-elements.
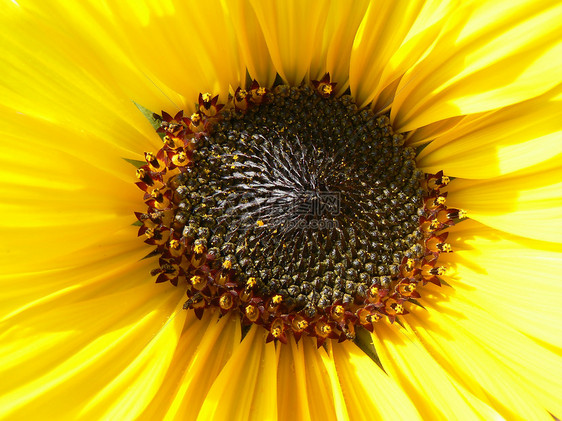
<box><xmin>392</xmin><ymin>303</ymin><xmax>404</xmax><ymax>314</ymax></box>
<box><xmin>236</xmin><ymin>89</ymin><xmax>247</xmax><ymax>101</ymax></box>
<box><xmin>222</xmin><ymin>260</ymin><xmax>232</xmax><ymax>270</ymax></box>
<box><xmin>320</xmin><ymin>324</ymin><xmax>332</xmax><ymax>335</ymax></box>
<box><xmin>164</xmin><ymin>135</ymin><xmax>174</xmax><ymax>146</ymax></box>
<box><xmin>245</xmin><ymin>305</ymin><xmax>258</xmax><ymax>321</ymax></box>
<box><xmin>190</xmin><ymin>275</ymin><xmax>206</xmax><ymax>290</ymax></box>
<box><xmin>321</xmin><ymin>84</ymin><xmax>333</xmax><ymax>95</ymax></box>
<box><xmin>193</xmin><ymin>244</ymin><xmax>205</xmax><ymax>254</ymax></box>
<box><xmin>333</xmin><ymin>305</ymin><xmax>344</xmax><ymax>318</ymax></box>
<box><xmin>435</xmin><ymin>196</ymin><xmax>446</xmax><ymax>206</ymax></box>
<box><xmin>217</xmin><ymin>273</ymin><xmax>228</xmax><ymax>285</ymax></box>
<box><xmin>272</xmin><ymin>294</ymin><xmax>283</xmax><ymax>304</ymax></box>
<box><xmin>202</xmin><ymin>92</ymin><xmax>212</xmax><ymax>102</ymax></box>
<box><xmin>256</xmin><ymin>87</ymin><xmax>266</xmax><ymax>95</ymax></box>
<box><xmin>436</xmin><ymin>266</ymin><xmax>447</xmax><ymax>275</ymax></box>
<box><xmin>219</xmin><ymin>294</ymin><xmax>232</xmax><ymax>309</ymax></box>
<box><xmin>256</xmin><ymin>220</ymin><xmax>264</xmax><ymax>227</ymax></box>
<box><xmin>169</xmin><ymin>239</ymin><xmax>181</xmax><ymax>250</ymax></box>
<box><xmin>295</xmin><ymin>319</ymin><xmax>308</xmax><ymax>330</ymax></box>
<box><xmin>441</xmin><ymin>176</ymin><xmax>450</xmax><ymax>185</ymax></box>
<box><xmin>369</xmin><ymin>313</ymin><xmax>382</xmax><ymax>323</ymax></box>
<box><xmin>439</xmin><ymin>243</ymin><xmax>452</xmax><ymax>253</ymax></box>
<box><xmin>246</xmin><ymin>277</ymin><xmax>257</xmax><ymax>288</ymax></box>
<box><xmin>136</xmin><ymin>168</ymin><xmax>146</xmax><ymax>179</ymax></box>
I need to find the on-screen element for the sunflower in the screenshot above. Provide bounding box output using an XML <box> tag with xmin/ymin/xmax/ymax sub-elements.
<box><xmin>1</xmin><ymin>0</ymin><xmax>561</xmax><ymax>420</ymax></box>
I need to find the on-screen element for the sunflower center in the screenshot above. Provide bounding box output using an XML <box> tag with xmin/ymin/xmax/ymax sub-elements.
<box><xmin>135</xmin><ymin>76</ymin><xmax>461</xmax><ymax>345</ymax></box>
<box><xmin>183</xmin><ymin>86</ymin><xmax>423</xmax><ymax>311</ymax></box>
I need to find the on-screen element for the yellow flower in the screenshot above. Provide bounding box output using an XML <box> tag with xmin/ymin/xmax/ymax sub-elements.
<box><xmin>1</xmin><ymin>1</ymin><xmax>561</xmax><ymax>420</ymax></box>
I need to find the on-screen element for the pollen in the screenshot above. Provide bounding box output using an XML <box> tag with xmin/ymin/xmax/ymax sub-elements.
<box><xmin>292</xmin><ymin>316</ymin><xmax>309</xmax><ymax>332</ymax></box>
<box><xmin>434</xmin><ymin>266</ymin><xmax>447</xmax><ymax>276</ymax></box>
<box><xmin>219</xmin><ymin>293</ymin><xmax>234</xmax><ymax>311</ymax></box>
<box><xmin>190</xmin><ymin>113</ymin><xmax>201</xmax><ymax>124</ymax></box>
<box><xmin>245</xmin><ymin>304</ymin><xmax>259</xmax><ymax>322</ymax></box>
<box><xmin>190</xmin><ymin>275</ymin><xmax>206</xmax><ymax>290</ymax></box>
<box><xmin>332</xmin><ymin>305</ymin><xmax>345</xmax><ymax>320</ymax></box>
<box><xmin>193</xmin><ymin>243</ymin><xmax>205</xmax><ymax>255</ymax></box>
<box><xmin>134</xmin><ymin>74</ymin><xmax>465</xmax><ymax>345</ymax></box>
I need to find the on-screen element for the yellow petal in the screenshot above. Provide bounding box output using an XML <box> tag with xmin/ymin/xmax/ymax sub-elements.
<box><xmin>318</xmin><ymin>343</ymin><xmax>349</xmax><ymax>421</ymax></box>
<box><xmin>0</xmin><ymin>2</ymin><xmax>179</xmax><ymax>132</ymax></box>
<box><xmin>372</xmin><ymin>322</ymin><xmax>501</xmax><ymax>420</ymax></box>
<box><xmin>300</xmin><ymin>338</ymin><xmax>337</xmax><ymax>420</ymax></box>
<box><xmin>446</xmin><ymin>156</ymin><xmax>562</xmax><ymax>243</ymax></box>
<box><xmin>0</xmin><ymin>129</ymin><xmax>142</xmax><ymax>270</ymax></box>
<box><xmin>249</xmin><ymin>0</ymin><xmax>329</xmax><ymax>85</ymax></box>
<box><xmin>0</xmin><ymin>265</ymin><xmax>184</xmax><ymax>420</ymax></box>
<box><xmin>196</xmin><ymin>327</ymin><xmax>277</xmax><ymax>421</ymax></box>
<box><xmin>309</xmin><ymin>0</ymin><xmax>370</xmax><ymax>92</ymax></box>
<box><xmin>417</xmin><ymin>84</ymin><xmax>562</xmax><ymax>178</ymax></box>
<box><xmin>247</xmin><ymin>335</ymin><xmax>278</xmax><ymax>420</ymax></box>
<box><xmin>92</xmin><ymin>0</ymin><xmax>240</xmax><ymax>109</ymax></box>
<box><xmin>407</xmin><ymin>301</ymin><xmax>552</xmax><ymax>420</ymax></box>
<box><xmin>277</xmin><ymin>337</ymin><xmax>311</xmax><ymax>420</ymax></box>
<box><xmin>350</xmin><ymin>0</ymin><xmax>456</xmax><ymax>109</ymax></box>
<box><xmin>140</xmin><ymin>312</ymin><xmax>242</xmax><ymax>420</ymax></box>
<box><xmin>392</xmin><ymin>1</ymin><xmax>562</xmax><ymax>131</ymax></box>
<box><xmin>77</xmin><ymin>302</ymin><xmax>185</xmax><ymax>420</ymax></box>
<box><xmin>418</xmin><ymin>284</ymin><xmax>562</xmax><ymax>418</ymax></box>
<box><xmin>227</xmin><ymin>0</ymin><xmax>277</xmax><ymax>87</ymax></box>
<box><xmin>0</xmin><ymin>226</ymin><xmax>148</xmax><ymax>322</ymax></box>
<box><xmin>406</xmin><ymin>114</ymin><xmax>467</xmax><ymax>147</ymax></box>
<box><xmin>442</xmin><ymin>219</ymin><xmax>562</xmax><ymax>348</ymax></box>
<box><xmin>332</xmin><ymin>341</ymin><xmax>422</xmax><ymax>420</ymax></box>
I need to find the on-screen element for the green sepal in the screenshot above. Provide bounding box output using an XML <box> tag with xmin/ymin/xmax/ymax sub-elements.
<box><xmin>439</xmin><ymin>278</ymin><xmax>451</xmax><ymax>287</ymax></box>
<box><xmin>141</xmin><ymin>248</ymin><xmax>160</xmax><ymax>260</ymax></box>
<box><xmin>245</xmin><ymin>69</ymin><xmax>253</xmax><ymax>89</ymax></box>
<box><xmin>408</xmin><ymin>298</ymin><xmax>427</xmax><ymax>310</ymax></box>
<box><xmin>353</xmin><ymin>326</ymin><xmax>384</xmax><ymax>371</ymax></box>
<box><xmin>123</xmin><ymin>158</ymin><xmax>146</xmax><ymax>169</ymax></box>
<box><xmin>241</xmin><ymin>324</ymin><xmax>252</xmax><ymax>341</ymax></box>
<box><xmin>133</xmin><ymin>101</ymin><xmax>165</xmax><ymax>139</ymax></box>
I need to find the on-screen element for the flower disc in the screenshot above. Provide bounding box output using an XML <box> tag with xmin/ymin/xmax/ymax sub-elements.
<box><xmin>136</xmin><ymin>77</ymin><xmax>459</xmax><ymax>345</ymax></box>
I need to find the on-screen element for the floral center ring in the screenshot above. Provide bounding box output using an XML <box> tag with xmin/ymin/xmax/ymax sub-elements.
<box><xmin>135</xmin><ymin>75</ymin><xmax>465</xmax><ymax>346</ymax></box>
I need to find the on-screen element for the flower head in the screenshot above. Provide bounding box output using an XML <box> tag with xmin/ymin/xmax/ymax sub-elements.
<box><xmin>1</xmin><ymin>1</ymin><xmax>561</xmax><ymax>420</ymax></box>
